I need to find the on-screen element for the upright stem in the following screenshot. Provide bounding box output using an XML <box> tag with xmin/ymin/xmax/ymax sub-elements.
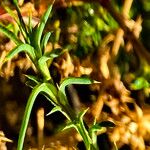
<box><xmin>76</xmin><ymin>122</ymin><xmax>97</xmax><ymax>150</ymax></box>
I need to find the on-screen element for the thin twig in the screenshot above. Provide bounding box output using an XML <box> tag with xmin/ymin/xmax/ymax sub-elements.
<box><xmin>105</xmin><ymin>2</ymin><xmax>150</xmax><ymax>64</ymax></box>
<box><xmin>111</xmin><ymin>0</ymin><xmax>133</xmax><ymax>57</ymax></box>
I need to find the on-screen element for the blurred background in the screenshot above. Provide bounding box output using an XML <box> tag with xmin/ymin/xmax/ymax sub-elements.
<box><xmin>0</xmin><ymin>0</ymin><xmax>150</xmax><ymax>149</ymax></box>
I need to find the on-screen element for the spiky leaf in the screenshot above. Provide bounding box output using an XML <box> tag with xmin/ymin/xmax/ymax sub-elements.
<box><xmin>5</xmin><ymin>44</ymin><xmax>36</xmax><ymax>62</ymax></box>
<box><xmin>41</xmin><ymin>32</ymin><xmax>51</xmax><ymax>52</ymax></box>
<box><xmin>46</xmin><ymin>106</ymin><xmax>61</xmax><ymax>116</ymax></box>
<box><xmin>59</xmin><ymin>77</ymin><xmax>98</xmax><ymax>97</ymax></box>
<box><xmin>45</xmin><ymin>48</ymin><xmax>65</xmax><ymax>58</ymax></box>
<box><xmin>25</xmin><ymin>75</ymin><xmax>42</xmax><ymax>88</ymax></box>
<box><xmin>38</xmin><ymin>56</ymin><xmax>51</xmax><ymax>80</ymax></box>
<box><xmin>34</xmin><ymin>5</ymin><xmax>52</xmax><ymax>57</ymax></box>
<box><xmin>0</xmin><ymin>24</ymin><xmax>22</xmax><ymax>45</ymax></box>
<box><xmin>62</xmin><ymin>122</ymin><xmax>77</xmax><ymax>131</ymax></box>
<box><xmin>46</xmin><ymin>106</ymin><xmax>70</xmax><ymax>119</ymax></box>
<box><xmin>25</xmin><ymin>75</ymin><xmax>41</xmax><ymax>84</ymax></box>
<box><xmin>17</xmin><ymin>83</ymin><xmax>57</xmax><ymax>150</ymax></box>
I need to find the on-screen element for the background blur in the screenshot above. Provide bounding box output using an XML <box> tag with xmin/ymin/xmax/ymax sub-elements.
<box><xmin>0</xmin><ymin>0</ymin><xmax>150</xmax><ymax>149</ymax></box>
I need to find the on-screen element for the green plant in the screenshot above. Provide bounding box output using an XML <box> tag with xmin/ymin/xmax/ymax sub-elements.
<box><xmin>0</xmin><ymin>1</ymin><xmax>115</xmax><ymax>150</ymax></box>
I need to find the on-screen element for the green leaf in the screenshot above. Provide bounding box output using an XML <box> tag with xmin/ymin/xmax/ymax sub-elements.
<box><xmin>130</xmin><ymin>77</ymin><xmax>149</xmax><ymax>90</ymax></box>
<box><xmin>34</xmin><ymin>5</ymin><xmax>53</xmax><ymax>57</ymax></box>
<box><xmin>89</xmin><ymin>123</ymin><xmax>101</xmax><ymax>149</ymax></box>
<box><xmin>59</xmin><ymin>77</ymin><xmax>98</xmax><ymax>97</ymax></box>
<box><xmin>46</xmin><ymin>106</ymin><xmax>61</xmax><ymax>116</ymax></box>
<box><xmin>38</xmin><ymin>49</ymin><xmax>65</xmax><ymax>81</ymax></box>
<box><xmin>14</xmin><ymin>1</ymin><xmax>29</xmax><ymax>42</ymax></box>
<box><xmin>25</xmin><ymin>75</ymin><xmax>41</xmax><ymax>84</ymax></box>
<box><xmin>57</xmin><ymin>90</ymin><xmax>69</xmax><ymax>107</ymax></box>
<box><xmin>78</xmin><ymin>108</ymin><xmax>89</xmax><ymax>122</ymax></box>
<box><xmin>13</xmin><ymin>0</ymin><xmax>18</xmax><ymax>5</ymax></box>
<box><xmin>0</xmin><ymin>24</ymin><xmax>22</xmax><ymax>45</ymax></box>
<box><xmin>58</xmin><ymin>77</ymin><xmax>98</xmax><ymax>106</ymax></box>
<box><xmin>5</xmin><ymin>44</ymin><xmax>36</xmax><ymax>62</ymax></box>
<box><xmin>45</xmin><ymin>48</ymin><xmax>65</xmax><ymax>58</ymax></box>
<box><xmin>17</xmin><ymin>83</ymin><xmax>57</xmax><ymax>150</ymax></box>
<box><xmin>62</xmin><ymin>122</ymin><xmax>76</xmax><ymax>131</ymax></box>
<box><xmin>46</xmin><ymin>83</ymin><xmax>58</xmax><ymax>101</ymax></box>
<box><xmin>89</xmin><ymin>124</ymin><xmax>102</xmax><ymax>132</ymax></box>
<box><xmin>25</xmin><ymin>80</ymin><xmax>37</xmax><ymax>88</ymax></box>
<box><xmin>25</xmin><ymin>75</ymin><xmax>41</xmax><ymax>88</ymax></box>
<box><xmin>41</xmin><ymin>32</ymin><xmax>51</xmax><ymax>52</ymax></box>
<box><xmin>4</xmin><ymin>5</ymin><xmax>19</xmax><ymax>24</ymax></box>
<box><xmin>88</xmin><ymin>120</ymin><xmax>115</xmax><ymax>147</ymax></box>
<box><xmin>76</xmin><ymin>108</ymin><xmax>92</xmax><ymax>149</ymax></box>
<box><xmin>38</xmin><ymin>56</ymin><xmax>51</xmax><ymax>81</ymax></box>
<box><xmin>46</xmin><ymin>106</ymin><xmax>70</xmax><ymax>120</ymax></box>
<box><xmin>28</xmin><ymin>13</ymin><xmax>33</xmax><ymax>34</ymax></box>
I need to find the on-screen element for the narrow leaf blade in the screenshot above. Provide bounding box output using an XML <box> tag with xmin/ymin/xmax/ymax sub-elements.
<box><xmin>41</xmin><ymin>32</ymin><xmax>51</xmax><ymax>52</ymax></box>
<box><xmin>17</xmin><ymin>83</ymin><xmax>57</xmax><ymax>150</ymax></box>
<box><xmin>62</xmin><ymin>122</ymin><xmax>76</xmax><ymax>131</ymax></box>
<box><xmin>5</xmin><ymin>44</ymin><xmax>36</xmax><ymax>62</ymax></box>
<box><xmin>46</xmin><ymin>106</ymin><xmax>61</xmax><ymax>116</ymax></box>
<box><xmin>38</xmin><ymin>56</ymin><xmax>51</xmax><ymax>80</ymax></box>
<box><xmin>34</xmin><ymin>5</ymin><xmax>52</xmax><ymax>56</ymax></box>
<box><xmin>59</xmin><ymin>77</ymin><xmax>97</xmax><ymax>96</ymax></box>
<box><xmin>25</xmin><ymin>75</ymin><xmax>41</xmax><ymax>84</ymax></box>
<box><xmin>0</xmin><ymin>24</ymin><xmax>22</xmax><ymax>45</ymax></box>
<box><xmin>17</xmin><ymin>83</ymin><xmax>46</xmax><ymax>150</ymax></box>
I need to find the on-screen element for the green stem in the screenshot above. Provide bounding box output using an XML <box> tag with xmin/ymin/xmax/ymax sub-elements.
<box><xmin>77</xmin><ymin>123</ymin><xmax>91</xmax><ymax>150</ymax></box>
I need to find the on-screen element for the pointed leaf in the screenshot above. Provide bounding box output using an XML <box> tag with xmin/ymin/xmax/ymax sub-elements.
<box><xmin>41</xmin><ymin>32</ymin><xmax>51</xmax><ymax>51</ymax></box>
<box><xmin>59</xmin><ymin>77</ymin><xmax>97</xmax><ymax>97</ymax></box>
<box><xmin>4</xmin><ymin>5</ymin><xmax>19</xmax><ymax>24</ymax></box>
<box><xmin>45</xmin><ymin>83</ymin><xmax>58</xmax><ymax>103</ymax></box>
<box><xmin>46</xmin><ymin>106</ymin><xmax>61</xmax><ymax>116</ymax></box>
<box><xmin>25</xmin><ymin>80</ymin><xmax>37</xmax><ymax>88</ymax></box>
<box><xmin>75</xmin><ymin>109</ymin><xmax>92</xmax><ymax>149</ymax></box>
<box><xmin>0</xmin><ymin>24</ymin><xmax>22</xmax><ymax>45</ymax></box>
<box><xmin>89</xmin><ymin>124</ymin><xmax>102</xmax><ymax>132</ymax></box>
<box><xmin>34</xmin><ymin>5</ymin><xmax>53</xmax><ymax>56</ymax></box>
<box><xmin>28</xmin><ymin>13</ymin><xmax>33</xmax><ymax>34</ymax></box>
<box><xmin>14</xmin><ymin>1</ymin><xmax>29</xmax><ymax>40</ymax></box>
<box><xmin>45</xmin><ymin>48</ymin><xmax>65</xmax><ymax>58</ymax></box>
<box><xmin>5</xmin><ymin>44</ymin><xmax>36</xmax><ymax>62</ymax></box>
<box><xmin>25</xmin><ymin>75</ymin><xmax>41</xmax><ymax>88</ymax></box>
<box><xmin>78</xmin><ymin>108</ymin><xmax>89</xmax><ymax>122</ymax></box>
<box><xmin>62</xmin><ymin>122</ymin><xmax>76</xmax><ymax>131</ymax></box>
<box><xmin>38</xmin><ymin>48</ymin><xmax>65</xmax><ymax>81</ymax></box>
<box><xmin>25</xmin><ymin>75</ymin><xmax>41</xmax><ymax>84</ymax></box>
<box><xmin>17</xmin><ymin>83</ymin><xmax>57</xmax><ymax>150</ymax></box>
<box><xmin>38</xmin><ymin>56</ymin><xmax>51</xmax><ymax>81</ymax></box>
<box><xmin>58</xmin><ymin>77</ymin><xmax>97</xmax><ymax>106</ymax></box>
<box><xmin>46</xmin><ymin>106</ymin><xmax>70</xmax><ymax>120</ymax></box>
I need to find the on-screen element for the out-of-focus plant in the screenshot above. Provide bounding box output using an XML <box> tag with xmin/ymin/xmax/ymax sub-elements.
<box><xmin>0</xmin><ymin>1</ymin><xmax>115</xmax><ymax>150</ymax></box>
<box><xmin>50</xmin><ymin>3</ymin><xmax>118</xmax><ymax>58</ymax></box>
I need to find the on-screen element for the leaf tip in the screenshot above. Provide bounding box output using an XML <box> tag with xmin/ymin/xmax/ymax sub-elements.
<box><xmin>93</xmin><ymin>80</ymin><xmax>101</xmax><ymax>84</ymax></box>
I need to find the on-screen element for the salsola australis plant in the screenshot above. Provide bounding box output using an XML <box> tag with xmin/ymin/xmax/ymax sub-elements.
<box><xmin>0</xmin><ymin>1</ymin><xmax>115</xmax><ymax>150</ymax></box>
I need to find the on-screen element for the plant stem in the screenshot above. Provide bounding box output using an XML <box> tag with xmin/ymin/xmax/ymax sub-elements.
<box><xmin>76</xmin><ymin>122</ymin><xmax>97</xmax><ymax>150</ymax></box>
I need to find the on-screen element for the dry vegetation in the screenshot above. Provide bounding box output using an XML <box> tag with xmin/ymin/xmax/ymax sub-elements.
<box><xmin>0</xmin><ymin>0</ymin><xmax>150</xmax><ymax>150</ymax></box>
